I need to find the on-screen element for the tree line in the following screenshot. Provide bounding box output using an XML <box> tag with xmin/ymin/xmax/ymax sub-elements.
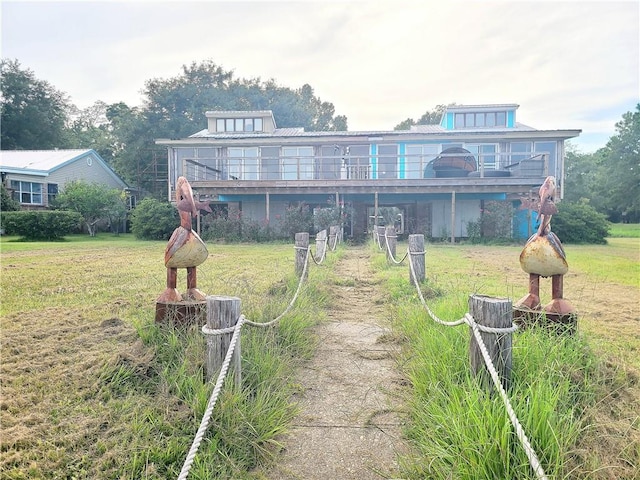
<box><xmin>1</xmin><ymin>58</ymin><xmax>638</xmax><ymax>223</ymax></box>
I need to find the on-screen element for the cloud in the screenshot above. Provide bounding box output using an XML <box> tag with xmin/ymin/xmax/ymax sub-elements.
<box><xmin>1</xmin><ymin>0</ymin><xmax>638</xmax><ymax>152</ymax></box>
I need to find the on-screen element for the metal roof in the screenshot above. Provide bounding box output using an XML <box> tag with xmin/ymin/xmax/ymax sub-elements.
<box><xmin>0</xmin><ymin>149</ymin><xmax>94</xmax><ymax>172</ymax></box>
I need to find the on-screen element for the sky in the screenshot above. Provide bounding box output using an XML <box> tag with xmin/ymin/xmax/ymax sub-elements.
<box><xmin>1</xmin><ymin>0</ymin><xmax>638</xmax><ymax>153</ymax></box>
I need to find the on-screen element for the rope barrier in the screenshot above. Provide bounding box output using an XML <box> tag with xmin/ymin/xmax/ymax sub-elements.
<box><xmin>181</xmin><ymin>246</ymin><xmax>314</xmax><ymax>479</ymax></box>
<box><xmin>310</xmin><ymin>236</ymin><xmax>329</xmax><ymax>265</ymax></box>
<box><xmin>177</xmin><ymin>315</ymin><xmax>245</xmax><ymax>480</ymax></box>
<box><xmin>405</xmin><ymin>241</ymin><xmax>544</xmax><ymax>479</ymax></box>
<box><xmin>383</xmin><ymin>232</ymin><xmax>408</xmax><ymax>264</ymax></box>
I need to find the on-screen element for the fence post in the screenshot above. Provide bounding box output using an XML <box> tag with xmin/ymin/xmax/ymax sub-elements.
<box><xmin>316</xmin><ymin>229</ymin><xmax>327</xmax><ymax>260</ymax></box>
<box><xmin>376</xmin><ymin>226</ymin><xmax>385</xmax><ymax>249</ymax></box>
<box><xmin>385</xmin><ymin>225</ymin><xmax>397</xmax><ymax>262</ymax></box>
<box><xmin>329</xmin><ymin>225</ymin><xmax>338</xmax><ymax>249</ymax></box>
<box><xmin>295</xmin><ymin>232</ymin><xmax>309</xmax><ymax>277</ymax></box>
<box><xmin>206</xmin><ymin>295</ymin><xmax>242</xmax><ymax>389</ymax></box>
<box><xmin>408</xmin><ymin>234</ymin><xmax>425</xmax><ymax>285</ymax></box>
<box><xmin>468</xmin><ymin>294</ymin><xmax>513</xmax><ymax>391</ymax></box>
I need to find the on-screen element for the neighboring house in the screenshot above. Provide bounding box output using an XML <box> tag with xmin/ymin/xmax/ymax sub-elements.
<box><xmin>0</xmin><ymin>149</ymin><xmax>131</xmax><ymax>209</ymax></box>
<box><xmin>156</xmin><ymin>104</ymin><xmax>581</xmax><ymax>240</ymax></box>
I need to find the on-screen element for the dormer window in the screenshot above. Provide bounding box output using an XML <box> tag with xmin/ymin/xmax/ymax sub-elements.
<box><xmin>454</xmin><ymin>111</ymin><xmax>507</xmax><ymax>129</ymax></box>
<box><xmin>215</xmin><ymin>117</ymin><xmax>264</xmax><ymax>133</ymax></box>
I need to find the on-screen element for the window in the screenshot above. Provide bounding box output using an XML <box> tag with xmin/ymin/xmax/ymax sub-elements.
<box><xmin>466</xmin><ymin>144</ymin><xmax>497</xmax><ymax>170</ymax></box>
<box><xmin>453</xmin><ymin>111</ymin><xmax>507</xmax><ymax>128</ymax></box>
<box><xmin>47</xmin><ymin>184</ymin><xmax>58</xmax><ymax>205</ymax></box>
<box><xmin>216</xmin><ymin>118</ymin><xmax>265</xmax><ymax>133</ymax></box>
<box><xmin>405</xmin><ymin>144</ymin><xmax>439</xmax><ymax>178</ymax></box>
<box><xmin>11</xmin><ymin>180</ymin><xmax>42</xmax><ymax>204</ymax></box>
<box><xmin>282</xmin><ymin>146</ymin><xmax>314</xmax><ymax>180</ymax></box>
<box><xmin>510</xmin><ymin>142</ymin><xmax>532</xmax><ymax>164</ymax></box>
<box><xmin>227</xmin><ymin>147</ymin><xmax>259</xmax><ymax>180</ymax></box>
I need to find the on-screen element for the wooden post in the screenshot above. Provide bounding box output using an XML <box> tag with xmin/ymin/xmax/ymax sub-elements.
<box><xmin>385</xmin><ymin>225</ymin><xmax>397</xmax><ymax>262</ymax></box>
<box><xmin>450</xmin><ymin>190</ymin><xmax>456</xmax><ymax>244</ymax></box>
<box><xmin>265</xmin><ymin>192</ymin><xmax>270</xmax><ymax>222</ymax></box>
<box><xmin>295</xmin><ymin>232</ymin><xmax>309</xmax><ymax>277</ymax></box>
<box><xmin>376</xmin><ymin>225</ymin><xmax>385</xmax><ymax>249</ymax></box>
<box><xmin>329</xmin><ymin>225</ymin><xmax>338</xmax><ymax>249</ymax></box>
<box><xmin>206</xmin><ymin>295</ymin><xmax>242</xmax><ymax>389</ymax></box>
<box><xmin>468</xmin><ymin>295</ymin><xmax>513</xmax><ymax>391</ymax></box>
<box><xmin>315</xmin><ymin>229</ymin><xmax>327</xmax><ymax>260</ymax></box>
<box><xmin>408</xmin><ymin>234</ymin><xmax>425</xmax><ymax>285</ymax></box>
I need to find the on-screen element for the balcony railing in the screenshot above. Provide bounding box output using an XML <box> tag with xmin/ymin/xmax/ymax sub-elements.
<box><xmin>181</xmin><ymin>152</ymin><xmax>549</xmax><ymax>182</ymax></box>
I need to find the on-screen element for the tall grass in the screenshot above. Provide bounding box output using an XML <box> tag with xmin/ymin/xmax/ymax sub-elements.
<box><xmin>372</xmin><ymin>240</ymin><xmax>633</xmax><ymax>479</ymax></box>
<box><xmin>0</xmin><ymin>234</ymin><xmax>337</xmax><ymax>479</ymax></box>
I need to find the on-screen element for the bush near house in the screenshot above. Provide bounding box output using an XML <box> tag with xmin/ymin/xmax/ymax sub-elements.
<box><xmin>0</xmin><ymin>210</ymin><xmax>82</xmax><ymax>240</ymax></box>
<box><xmin>130</xmin><ymin>197</ymin><xmax>179</xmax><ymax>240</ymax></box>
<box><xmin>552</xmin><ymin>201</ymin><xmax>610</xmax><ymax>244</ymax></box>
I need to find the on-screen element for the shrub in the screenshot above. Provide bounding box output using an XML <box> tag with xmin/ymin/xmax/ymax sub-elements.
<box><xmin>280</xmin><ymin>202</ymin><xmax>313</xmax><ymax>240</ymax></box>
<box><xmin>1</xmin><ymin>184</ymin><xmax>20</xmax><ymax>212</ymax></box>
<box><xmin>0</xmin><ymin>210</ymin><xmax>82</xmax><ymax>240</ymax></box>
<box><xmin>130</xmin><ymin>198</ymin><xmax>179</xmax><ymax>240</ymax></box>
<box><xmin>552</xmin><ymin>200</ymin><xmax>610</xmax><ymax>244</ymax></box>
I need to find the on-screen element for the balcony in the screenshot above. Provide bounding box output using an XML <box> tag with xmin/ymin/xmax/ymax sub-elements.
<box><xmin>181</xmin><ymin>151</ymin><xmax>549</xmax><ymax>183</ymax></box>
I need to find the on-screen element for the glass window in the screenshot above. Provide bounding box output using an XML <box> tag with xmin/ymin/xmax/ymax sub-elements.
<box><xmin>47</xmin><ymin>184</ymin><xmax>58</xmax><ymax>204</ymax></box>
<box><xmin>10</xmin><ymin>180</ymin><xmax>43</xmax><ymax>204</ymax></box>
<box><xmin>475</xmin><ymin>113</ymin><xmax>485</xmax><ymax>127</ymax></box>
<box><xmin>216</xmin><ymin>119</ymin><xmax>225</xmax><ymax>132</ymax></box>
<box><xmin>225</xmin><ymin>119</ymin><xmax>234</xmax><ymax>131</ymax></box>
<box><xmin>227</xmin><ymin>147</ymin><xmax>259</xmax><ymax>180</ymax></box>
<box><xmin>486</xmin><ymin>113</ymin><xmax>496</xmax><ymax>127</ymax></box>
<box><xmin>245</xmin><ymin>118</ymin><xmax>254</xmax><ymax>132</ymax></box>
<box><xmin>510</xmin><ymin>142</ymin><xmax>532</xmax><ymax>164</ymax></box>
<box><xmin>465</xmin><ymin>113</ymin><xmax>475</xmax><ymax>127</ymax></box>
<box><xmin>254</xmin><ymin>118</ymin><xmax>263</xmax><ymax>132</ymax></box>
<box><xmin>496</xmin><ymin>112</ymin><xmax>506</xmax><ymax>126</ymax></box>
<box><xmin>406</xmin><ymin>144</ymin><xmax>439</xmax><ymax>178</ymax></box>
<box><xmin>282</xmin><ymin>146</ymin><xmax>314</xmax><ymax>180</ymax></box>
<box><xmin>454</xmin><ymin>113</ymin><xmax>464</xmax><ymax>128</ymax></box>
<box><xmin>235</xmin><ymin>119</ymin><xmax>244</xmax><ymax>132</ymax></box>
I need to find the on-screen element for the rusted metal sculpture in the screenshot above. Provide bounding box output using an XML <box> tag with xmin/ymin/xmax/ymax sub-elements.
<box><xmin>157</xmin><ymin>176</ymin><xmax>211</xmax><ymax>304</ymax></box>
<box><xmin>516</xmin><ymin>176</ymin><xmax>576</xmax><ymax>318</ymax></box>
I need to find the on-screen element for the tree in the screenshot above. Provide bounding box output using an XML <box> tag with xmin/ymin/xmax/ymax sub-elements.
<box><xmin>1</xmin><ymin>183</ymin><xmax>20</xmax><ymax>211</ymax></box>
<box><xmin>394</xmin><ymin>104</ymin><xmax>453</xmax><ymax>130</ymax></box>
<box><xmin>600</xmin><ymin>104</ymin><xmax>640</xmax><ymax>222</ymax></box>
<box><xmin>1</xmin><ymin>59</ymin><xmax>71</xmax><ymax>149</ymax></box>
<box><xmin>53</xmin><ymin>180</ymin><xmax>125</xmax><ymax>236</ymax></box>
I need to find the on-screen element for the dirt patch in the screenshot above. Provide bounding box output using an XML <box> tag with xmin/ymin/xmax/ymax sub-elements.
<box><xmin>259</xmin><ymin>247</ymin><xmax>408</xmax><ymax>480</ymax></box>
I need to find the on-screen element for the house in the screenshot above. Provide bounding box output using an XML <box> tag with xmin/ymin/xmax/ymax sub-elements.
<box><xmin>155</xmin><ymin>104</ymin><xmax>581</xmax><ymax>240</ymax></box>
<box><xmin>0</xmin><ymin>149</ymin><xmax>131</xmax><ymax>209</ymax></box>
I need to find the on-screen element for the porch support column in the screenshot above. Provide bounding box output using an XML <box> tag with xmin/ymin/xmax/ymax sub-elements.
<box><xmin>450</xmin><ymin>191</ymin><xmax>456</xmax><ymax>244</ymax></box>
<box><xmin>265</xmin><ymin>192</ymin><xmax>270</xmax><ymax>222</ymax></box>
<box><xmin>374</xmin><ymin>191</ymin><xmax>379</xmax><ymax>228</ymax></box>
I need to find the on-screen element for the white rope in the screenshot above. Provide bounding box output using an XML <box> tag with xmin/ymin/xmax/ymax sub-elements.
<box><xmin>464</xmin><ymin>313</ymin><xmax>549</xmax><ymax>480</ymax></box>
<box><xmin>310</xmin><ymin>236</ymin><xmax>328</xmax><ymax>265</ymax></box>
<box><xmin>383</xmin><ymin>235</ymin><xmax>408</xmax><ymax>265</ymax></box>
<box><xmin>407</xmin><ymin>245</ymin><xmax>542</xmax><ymax>478</ymax></box>
<box><xmin>177</xmin><ymin>315</ymin><xmax>245</xmax><ymax>480</ymax></box>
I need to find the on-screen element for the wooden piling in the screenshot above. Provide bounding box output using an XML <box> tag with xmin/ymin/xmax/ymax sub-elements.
<box><xmin>408</xmin><ymin>234</ymin><xmax>425</xmax><ymax>285</ymax></box>
<box><xmin>385</xmin><ymin>225</ymin><xmax>397</xmax><ymax>262</ymax></box>
<box><xmin>316</xmin><ymin>229</ymin><xmax>327</xmax><ymax>260</ymax></box>
<box><xmin>295</xmin><ymin>232</ymin><xmax>309</xmax><ymax>277</ymax></box>
<box><xmin>329</xmin><ymin>225</ymin><xmax>339</xmax><ymax>249</ymax></box>
<box><xmin>468</xmin><ymin>294</ymin><xmax>513</xmax><ymax>391</ymax></box>
<box><xmin>205</xmin><ymin>296</ymin><xmax>242</xmax><ymax>388</ymax></box>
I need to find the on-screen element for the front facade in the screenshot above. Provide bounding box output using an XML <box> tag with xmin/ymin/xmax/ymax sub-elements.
<box><xmin>0</xmin><ymin>149</ymin><xmax>130</xmax><ymax>210</ymax></box>
<box><xmin>156</xmin><ymin>104</ymin><xmax>580</xmax><ymax>240</ymax></box>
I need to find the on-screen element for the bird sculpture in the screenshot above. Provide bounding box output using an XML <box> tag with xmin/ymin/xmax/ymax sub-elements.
<box><xmin>516</xmin><ymin>176</ymin><xmax>574</xmax><ymax>316</ymax></box>
<box><xmin>157</xmin><ymin>176</ymin><xmax>211</xmax><ymax>303</ymax></box>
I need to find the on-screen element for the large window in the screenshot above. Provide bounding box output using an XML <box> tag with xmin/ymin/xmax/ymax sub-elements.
<box><xmin>282</xmin><ymin>146</ymin><xmax>314</xmax><ymax>180</ymax></box>
<box><xmin>47</xmin><ymin>184</ymin><xmax>58</xmax><ymax>205</ymax></box>
<box><xmin>405</xmin><ymin>144</ymin><xmax>439</xmax><ymax>178</ymax></box>
<box><xmin>11</xmin><ymin>180</ymin><xmax>42</xmax><ymax>204</ymax></box>
<box><xmin>465</xmin><ymin>144</ymin><xmax>498</xmax><ymax>170</ymax></box>
<box><xmin>216</xmin><ymin>117</ymin><xmax>264</xmax><ymax>133</ymax></box>
<box><xmin>228</xmin><ymin>147</ymin><xmax>259</xmax><ymax>180</ymax></box>
<box><xmin>510</xmin><ymin>142</ymin><xmax>532</xmax><ymax>164</ymax></box>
